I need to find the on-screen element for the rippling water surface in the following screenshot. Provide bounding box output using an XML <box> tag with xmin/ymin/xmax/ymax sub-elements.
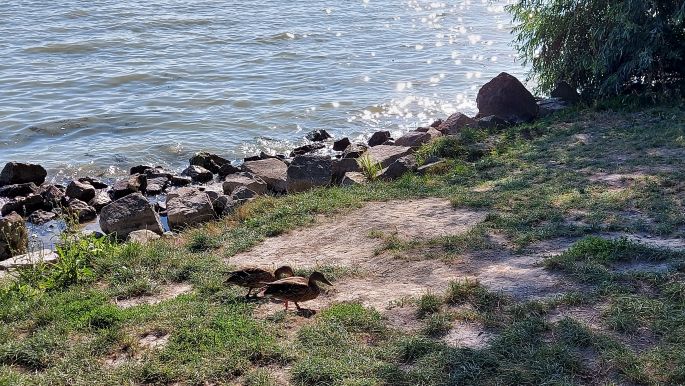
<box><xmin>1</xmin><ymin>0</ymin><xmax>527</xmax><ymax>179</ymax></box>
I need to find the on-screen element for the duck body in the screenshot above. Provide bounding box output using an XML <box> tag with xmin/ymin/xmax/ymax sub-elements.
<box><xmin>226</xmin><ymin>266</ymin><xmax>294</xmax><ymax>296</ymax></box>
<box><xmin>263</xmin><ymin>271</ymin><xmax>332</xmax><ymax>310</ymax></box>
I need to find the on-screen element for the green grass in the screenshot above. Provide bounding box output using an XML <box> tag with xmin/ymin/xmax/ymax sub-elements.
<box><xmin>1</xmin><ymin>105</ymin><xmax>684</xmax><ymax>384</ymax></box>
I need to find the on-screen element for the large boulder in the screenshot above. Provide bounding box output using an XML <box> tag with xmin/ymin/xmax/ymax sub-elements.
<box><xmin>306</xmin><ymin>129</ymin><xmax>332</xmax><ymax>142</ymax></box>
<box><xmin>66</xmin><ymin>180</ymin><xmax>96</xmax><ymax>202</ymax></box>
<box><xmin>0</xmin><ymin>162</ymin><xmax>47</xmax><ymax>186</ymax></box>
<box><xmin>437</xmin><ymin>113</ymin><xmax>477</xmax><ymax>135</ymax></box>
<box><xmin>0</xmin><ymin>183</ymin><xmax>38</xmax><ymax>198</ymax></box>
<box><xmin>189</xmin><ymin>152</ymin><xmax>230</xmax><ymax>174</ymax></box>
<box><xmin>476</xmin><ymin>72</ymin><xmax>538</xmax><ymax>123</ymax></box>
<box><xmin>181</xmin><ymin>165</ymin><xmax>213</xmax><ymax>183</ymax></box>
<box><xmin>368</xmin><ymin>131</ymin><xmax>392</xmax><ymax>147</ymax></box>
<box><xmin>287</xmin><ymin>155</ymin><xmax>333</xmax><ymax>193</ymax></box>
<box><xmin>99</xmin><ymin>193</ymin><xmax>163</xmax><ymax>239</ymax></box>
<box><xmin>0</xmin><ymin>212</ymin><xmax>28</xmax><ymax>260</ymax></box>
<box><xmin>223</xmin><ymin>172</ymin><xmax>267</xmax><ymax>195</ymax></box>
<box><xmin>111</xmin><ymin>174</ymin><xmax>147</xmax><ymax>199</ymax></box>
<box><xmin>242</xmin><ymin>158</ymin><xmax>288</xmax><ymax>193</ymax></box>
<box><xmin>393</xmin><ymin>131</ymin><xmax>432</xmax><ymax>148</ymax></box>
<box><xmin>366</xmin><ymin>145</ymin><xmax>413</xmax><ymax>168</ymax></box>
<box><xmin>166</xmin><ymin>187</ymin><xmax>216</xmax><ymax>230</ymax></box>
<box><xmin>1</xmin><ymin>194</ymin><xmax>44</xmax><ymax>216</ymax></box>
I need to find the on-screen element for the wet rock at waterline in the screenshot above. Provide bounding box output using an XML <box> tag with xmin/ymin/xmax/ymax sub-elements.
<box><xmin>223</xmin><ymin>172</ymin><xmax>267</xmax><ymax>195</ymax></box>
<box><xmin>476</xmin><ymin>72</ymin><xmax>538</xmax><ymax>123</ymax></box>
<box><xmin>171</xmin><ymin>175</ymin><xmax>192</xmax><ymax>186</ymax></box>
<box><xmin>181</xmin><ymin>165</ymin><xmax>213</xmax><ymax>183</ymax></box>
<box><xmin>99</xmin><ymin>193</ymin><xmax>163</xmax><ymax>239</ymax></box>
<box><xmin>0</xmin><ymin>162</ymin><xmax>47</xmax><ymax>186</ymax></box>
<box><xmin>67</xmin><ymin>199</ymin><xmax>97</xmax><ymax>223</ymax></box>
<box><xmin>290</xmin><ymin>143</ymin><xmax>325</xmax><ymax>157</ymax></box>
<box><xmin>28</xmin><ymin>209</ymin><xmax>57</xmax><ymax>225</ymax></box>
<box><xmin>342</xmin><ymin>144</ymin><xmax>367</xmax><ymax>159</ymax></box>
<box><xmin>287</xmin><ymin>155</ymin><xmax>333</xmax><ymax>193</ymax></box>
<box><xmin>217</xmin><ymin>163</ymin><xmax>241</xmax><ymax>178</ymax></box>
<box><xmin>368</xmin><ymin>131</ymin><xmax>392</xmax><ymax>147</ymax></box>
<box><xmin>333</xmin><ymin>137</ymin><xmax>351</xmax><ymax>151</ymax></box>
<box><xmin>305</xmin><ymin>129</ymin><xmax>332</xmax><ymax>142</ymax></box>
<box><xmin>166</xmin><ymin>187</ymin><xmax>216</xmax><ymax>230</ymax></box>
<box><xmin>111</xmin><ymin>174</ymin><xmax>147</xmax><ymax>199</ymax></box>
<box><xmin>77</xmin><ymin>177</ymin><xmax>108</xmax><ymax>189</ymax></box>
<box><xmin>437</xmin><ymin>112</ymin><xmax>477</xmax><ymax>135</ymax></box>
<box><xmin>1</xmin><ymin>194</ymin><xmax>44</xmax><ymax>216</ymax></box>
<box><xmin>0</xmin><ymin>182</ymin><xmax>38</xmax><ymax>198</ymax></box>
<box><xmin>242</xmin><ymin>158</ymin><xmax>288</xmax><ymax>193</ymax></box>
<box><xmin>0</xmin><ymin>212</ymin><xmax>28</xmax><ymax>260</ymax></box>
<box><xmin>189</xmin><ymin>151</ymin><xmax>231</xmax><ymax>174</ymax></box>
<box><xmin>66</xmin><ymin>180</ymin><xmax>96</xmax><ymax>202</ymax></box>
<box><xmin>145</xmin><ymin>177</ymin><xmax>169</xmax><ymax>195</ymax></box>
<box><xmin>38</xmin><ymin>184</ymin><xmax>66</xmax><ymax>209</ymax></box>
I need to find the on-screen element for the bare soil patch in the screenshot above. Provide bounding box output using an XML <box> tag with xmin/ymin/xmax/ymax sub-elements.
<box><xmin>114</xmin><ymin>283</ymin><xmax>192</xmax><ymax>308</ymax></box>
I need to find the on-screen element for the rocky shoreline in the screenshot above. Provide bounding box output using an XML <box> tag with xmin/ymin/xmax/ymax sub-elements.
<box><xmin>0</xmin><ymin>72</ymin><xmax>578</xmax><ymax>266</ymax></box>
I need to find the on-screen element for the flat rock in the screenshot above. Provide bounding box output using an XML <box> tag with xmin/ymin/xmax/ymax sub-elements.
<box><xmin>0</xmin><ymin>162</ymin><xmax>47</xmax><ymax>186</ymax></box>
<box><xmin>0</xmin><ymin>183</ymin><xmax>38</xmax><ymax>198</ymax></box>
<box><xmin>145</xmin><ymin>177</ymin><xmax>169</xmax><ymax>195</ymax></box>
<box><xmin>393</xmin><ymin>131</ymin><xmax>432</xmax><ymax>148</ymax></box>
<box><xmin>287</xmin><ymin>155</ymin><xmax>333</xmax><ymax>193</ymax></box>
<box><xmin>89</xmin><ymin>191</ymin><xmax>112</xmax><ymax>212</ymax></box>
<box><xmin>166</xmin><ymin>187</ymin><xmax>215</xmax><ymax>230</ymax></box>
<box><xmin>66</xmin><ymin>180</ymin><xmax>96</xmax><ymax>202</ymax></box>
<box><xmin>367</xmin><ymin>145</ymin><xmax>413</xmax><ymax>168</ymax></box>
<box><xmin>0</xmin><ymin>212</ymin><xmax>28</xmax><ymax>260</ymax></box>
<box><xmin>100</xmin><ymin>193</ymin><xmax>163</xmax><ymax>239</ymax></box>
<box><xmin>290</xmin><ymin>143</ymin><xmax>325</xmax><ymax>157</ymax></box>
<box><xmin>242</xmin><ymin>158</ymin><xmax>288</xmax><ymax>193</ymax></box>
<box><xmin>223</xmin><ymin>172</ymin><xmax>267</xmax><ymax>195</ymax></box>
<box><xmin>231</xmin><ymin>186</ymin><xmax>258</xmax><ymax>201</ymax></box>
<box><xmin>0</xmin><ymin>249</ymin><xmax>58</xmax><ymax>270</ymax></box>
<box><xmin>342</xmin><ymin>144</ymin><xmax>367</xmax><ymax>158</ymax></box>
<box><xmin>170</xmin><ymin>175</ymin><xmax>192</xmax><ymax>186</ymax></box>
<box><xmin>78</xmin><ymin>177</ymin><xmax>108</xmax><ymax>189</ymax></box>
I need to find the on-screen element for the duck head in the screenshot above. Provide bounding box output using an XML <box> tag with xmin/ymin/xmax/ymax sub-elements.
<box><xmin>274</xmin><ymin>265</ymin><xmax>295</xmax><ymax>279</ymax></box>
<box><xmin>309</xmin><ymin>271</ymin><xmax>333</xmax><ymax>287</ymax></box>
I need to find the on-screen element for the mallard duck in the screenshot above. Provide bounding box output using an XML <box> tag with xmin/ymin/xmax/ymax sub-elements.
<box><xmin>226</xmin><ymin>265</ymin><xmax>294</xmax><ymax>297</ymax></box>
<box><xmin>263</xmin><ymin>271</ymin><xmax>333</xmax><ymax>310</ymax></box>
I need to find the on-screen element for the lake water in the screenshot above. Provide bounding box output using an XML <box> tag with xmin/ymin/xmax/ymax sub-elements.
<box><xmin>0</xmin><ymin>0</ymin><xmax>527</xmax><ymax>181</ymax></box>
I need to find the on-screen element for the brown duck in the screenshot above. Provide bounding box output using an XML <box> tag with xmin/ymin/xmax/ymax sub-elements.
<box><xmin>226</xmin><ymin>265</ymin><xmax>294</xmax><ymax>297</ymax></box>
<box><xmin>263</xmin><ymin>271</ymin><xmax>333</xmax><ymax>310</ymax></box>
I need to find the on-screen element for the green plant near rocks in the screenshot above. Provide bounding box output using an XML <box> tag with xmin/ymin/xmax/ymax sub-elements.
<box><xmin>356</xmin><ymin>154</ymin><xmax>382</xmax><ymax>181</ymax></box>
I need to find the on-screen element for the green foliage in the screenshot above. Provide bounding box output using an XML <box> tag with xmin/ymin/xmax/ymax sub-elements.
<box><xmin>416</xmin><ymin>129</ymin><xmax>488</xmax><ymax>164</ymax></box>
<box><xmin>416</xmin><ymin>292</ymin><xmax>442</xmax><ymax>318</ymax></box>
<box><xmin>356</xmin><ymin>154</ymin><xmax>382</xmax><ymax>181</ymax></box>
<box><xmin>509</xmin><ymin>0</ymin><xmax>685</xmax><ymax>99</ymax></box>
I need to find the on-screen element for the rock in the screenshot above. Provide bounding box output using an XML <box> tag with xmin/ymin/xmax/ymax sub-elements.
<box><xmin>305</xmin><ymin>129</ymin><xmax>332</xmax><ymax>142</ymax></box>
<box><xmin>0</xmin><ymin>212</ymin><xmax>28</xmax><ymax>260</ymax></box>
<box><xmin>393</xmin><ymin>131</ymin><xmax>432</xmax><ymax>148</ymax></box>
<box><xmin>127</xmin><ymin>230</ymin><xmax>161</xmax><ymax>244</ymax></box>
<box><xmin>217</xmin><ymin>163</ymin><xmax>241</xmax><ymax>178</ymax></box>
<box><xmin>332</xmin><ymin>158</ymin><xmax>361</xmax><ymax>181</ymax></box>
<box><xmin>426</xmin><ymin>128</ymin><xmax>442</xmax><ymax>140</ymax></box>
<box><xmin>99</xmin><ymin>193</ymin><xmax>163</xmax><ymax>239</ymax></box>
<box><xmin>231</xmin><ymin>186</ymin><xmax>258</xmax><ymax>201</ymax></box>
<box><xmin>378</xmin><ymin>155</ymin><xmax>418</xmax><ymax>180</ymax></box>
<box><xmin>286</xmin><ymin>155</ymin><xmax>333</xmax><ymax>193</ymax></box>
<box><xmin>476</xmin><ymin>72</ymin><xmax>538</xmax><ymax>123</ymax></box>
<box><xmin>212</xmin><ymin>195</ymin><xmax>237</xmax><ymax>216</ymax></box>
<box><xmin>0</xmin><ymin>162</ymin><xmax>47</xmax><ymax>186</ymax></box>
<box><xmin>181</xmin><ymin>165</ymin><xmax>213</xmax><ymax>183</ymax></box>
<box><xmin>368</xmin><ymin>131</ymin><xmax>392</xmax><ymax>147</ymax></box>
<box><xmin>111</xmin><ymin>173</ymin><xmax>147</xmax><ymax>199</ymax></box>
<box><xmin>550</xmin><ymin>81</ymin><xmax>580</xmax><ymax>104</ymax></box>
<box><xmin>166</xmin><ymin>187</ymin><xmax>215</xmax><ymax>230</ymax></box>
<box><xmin>382</xmin><ymin>140</ymin><xmax>395</xmax><ymax>145</ymax></box>
<box><xmin>241</xmin><ymin>158</ymin><xmax>288</xmax><ymax>193</ymax></box>
<box><xmin>243</xmin><ymin>155</ymin><xmax>262</xmax><ymax>162</ymax></box>
<box><xmin>290</xmin><ymin>143</ymin><xmax>325</xmax><ymax>157</ymax></box>
<box><xmin>343</xmin><ymin>144</ymin><xmax>367</xmax><ymax>158</ymax></box>
<box><xmin>67</xmin><ymin>199</ymin><xmax>97</xmax><ymax>223</ymax></box>
<box><xmin>437</xmin><ymin>113</ymin><xmax>477</xmax><ymax>134</ymax></box>
<box><xmin>38</xmin><ymin>184</ymin><xmax>66</xmax><ymax>209</ymax></box>
<box><xmin>340</xmin><ymin>172</ymin><xmax>368</xmax><ymax>186</ymax></box>
<box><xmin>415</xmin><ymin>127</ymin><xmax>430</xmax><ymax>132</ymax></box>
<box><xmin>537</xmin><ymin>98</ymin><xmax>569</xmax><ymax>118</ymax></box>
<box><xmin>144</xmin><ymin>166</ymin><xmax>174</xmax><ymax>180</ymax></box>
<box><xmin>366</xmin><ymin>145</ymin><xmax>413</xmax><ymax>168</ymax></box>
<box><xmin>170</xmin><ymin>175</ymin><xmax>192</xmax><ymax>186</ymax></box>
<box><xmin>477</xmin><ymin>115</ymin><xmax>509</xmax><ymax>129</ymax></box>
<box><xmin>0</xmin><ymin>249</ymin><xmax>58</xmax><ymax>270</ymax></box>
<box><xmin>1</xmin><ymin>194</ymin><xmax>44</xmax><ymax>216</ymax></box>
<box><xmin>0</xmin><ymin>183</ymin><xmax>38</xmax><ymax>198</ymax></box>
<box><xmin>28</xmin><ymin>209</ymin><xmax>57</xmax><ymax>225</ymax></box>
<box><xmin>78</xmin><ymin>177</ymin><xmax>108</xmax><ymax>189</ymax></box>
<box><xmin>66</xmin><ymin>180</ymin><xmax>96</xmax><ymax>202</ymax></box>
<box><xmin>430</xmin><ymin>119</ymin><xmax>443</xmax><ymax>128</ymax></box>
<box><xmin>189</xmin><ymin>152</ymin><xmax>230</xmax><ymax>174</ymax></box>
<box><xmin>333</xmin><ymin>137</ymin><xmax>351</xmax><ymax>151</ymax></box>
<box><xmin>145</xmin><ymin>177</ymin><xmax>169</xmax><ymax>195</ymax></box>
<box><xmin>130</xmin><ymin>165</ymin><xmax>152</xmax><ymax>175</ymax></box>
<box><xmin>223</xmin><ymin>172</ymin><xmax>268</xmax><ymax>195</ymax></box>
<box><xmin>89</xmin><ymin>191</ymin><xmax>112</xmax><ymax>211</ymax></box>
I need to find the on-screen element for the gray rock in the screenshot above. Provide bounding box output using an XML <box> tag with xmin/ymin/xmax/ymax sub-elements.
<box><xmin>38</xmin><ymin>184</ymin><xmax>66</xmax><ymax>209</ymax></box>
<box><xmin>1</xmin><ymin>194</ymin><xmax>44</xmax><ymax>216</ymax></box>
<box><xmin>89</xmin><ymin>191</ymin><xmax>112</xmax><ymax>212</ymax></box>
<box><xmin>171</xmin><ymin>175</ymin><xmax>193</xmax><ymax>186</ymax></box>
<box><xmin>144</xmin><ymin>166</ymin><xmax>175</xmax><ymax>180</ymax></box>
<box><xmin>231</xmin><ymin>186</ymin><xmax>258</xmax><ymax>201</ymax></box>
<box><xmin>437</xmin><ymin>113</ymin><xmax>477</xmax><ymax>135</ymax></box>
<box><xmin>342</xmin><ymin>144</ymin><xmax>367</xmax><ymax>158</ymax></box>
<box><xmin>28</xmin><ymin>209</ymin><xmax>57</xmax><ymax>225</ymax></box>
<box><xmin>181</xmin><ymin>165</ymin><xmax>213</xmax><ymax>183</ymax></box>
<box><xmin>306</xmin><ymin>129</ymin><xmax>332</xmax><ymax>142</ymax></box>
<box><xmin>368</xmin><ymin>131</ymin><xmax>392</xmax><ymax>147</ymax></box>
<box><xmin>217</xmin><ymin>163</ymin><xmax>241</xmax><ymax>178</ymax></box>
<box><xmin>0</xmin><ymin>183</ymin><xmax>38</xmax><ymax>198</ymax></box>
<box><xmin>223</xmin><ymin>172</ymin><xmax>268</xmax><ymax>195</ymax></box>
<box><xmin>0</xmin><ymin>212</ymin><xmax>28</xmax><ymax>260</ymax></box>
<box><xmin>476</xmin><ymin>72</ymin><xmax>538</xmax><ymax>123</ymax></box>
<box><xmin>332</xmin><ymin>158</ymin><xmax>361</xmax><ymax>181</ymax></box>
<box><xmin>242</xmin><ymin>158</ymin><xmax>288</xmax><ymax>193</ymax></box>
<box><xmin>0</xmin><ymin>249</ymin><xmax>58</xmax><ymax>269</ymax></box>
<box><xmin>366</xmin><ymin>145</ymin><xmax>413</xmax><ymax>168</ymax></box>
<box><xmin>378</xmin><ymin>155</ymin><xmax>418</xmax><ymax>180</ymax></box>
<box><xmin>287</xmin><ymin>155</ymin><xmax>333</xmax><ymax>193</ymax></box>
<box><xmin>426</xmin><ymin>128</ymin><xmax>442</xmax><ymax>140</ymax></box>
<box><xmin>189</xmin><ymin>152</ymin><xmax>230</xmax><ymax>174</ymax></box>
<box><xmin>111</xmin><ymin>173</ymin><xmax>147</xmax><ymax>199</ymax></box>
<box><xmin>166</xmin><ymin>187</ymin><xmax>216</xmax><ymax>230</ymax></box>
<box><xmin>66</xmin><ymin>180</ymin><xmax>96</xmax><ymax>202</ymax></box>
<box><xmin>290</xmin><ymin>143</ymin><xmax>325</xmax><ymax>157</ymax></box>
<box><xmin>340</xmin><ymin>172</ymin><xmax>368</xmax><ymax>186</ymax></box>
<box><xmin>145</xmin><ymin>176</ymin><xmax>169</xmax><ymax>195</ymax></box>
<box><xmin>130</xmin><ymin>165</ymin><xmax>152</xmax><ymax>175</ymax></box>
<box><xmin>67</xmin><ymin>199</ymin><xmax>97</xmax><ymax>223</ymax></box>
<box><xmin>212</xmin><ymin>194</ymin><xmax>237</xmax><ymax>216</ymax></box>
<box><xmin>393</xmin><ymin>131</ymin><xmax>432</xmax><ymax>148</ymax></box>
<box><xmin>333</xmin><ymin>137</ymin><xmax>351</xmax><ymax>151</ymax></box>
<box><xmin>78</xmin><ymin>177</ymin><xmax>108</xmax><ymax>189</ymax></box>
<box><xmin>127</xmin><ymin>230</ymin><xmax>161</xmax><ymax>245</ymax></box>
<box><xmin>0</xmin><ymin>162</ymin><xmax>47</xmax><ymax>186</ymax></box>
<box><xmin>99</xmin><ymin>193</ymin><xmax>163</xmax><ymax>239</ymax></box>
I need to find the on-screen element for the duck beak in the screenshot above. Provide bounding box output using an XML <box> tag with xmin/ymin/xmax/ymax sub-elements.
<box><xmin>322</xmin><ymin>277</ymin><xmax>333</xmax><ymax>286</ymax></box>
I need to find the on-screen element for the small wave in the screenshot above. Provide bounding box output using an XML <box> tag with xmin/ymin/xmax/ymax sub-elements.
<box><xmin>27</xmin><ymin>117</ymin><xmax>94</xmax><ymax>135</ymax></box>
<box><xmin>24</xmin><ymin>42</ymin><xmax>98</xmax><ymax>54</ymax></box>
<box><xmin>104</xmin><ymin>73</ymin><xmax>168</xmax><ymax>86</ymax></box>
<box><xmin>254</xmin><ymin>32</ymin><xmax>299</xmax><ymax>44</ymax></box>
